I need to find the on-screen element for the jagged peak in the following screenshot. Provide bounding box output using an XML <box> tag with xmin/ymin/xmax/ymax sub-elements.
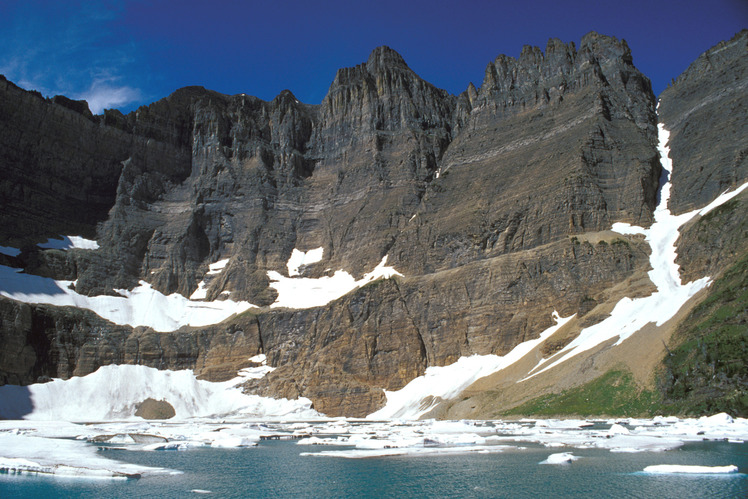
<box><xmin>273</xmin><ymin>89</ymin><xmax>300</xmax><ymax>105</ymax></box>
<box><xmin>366</xmin><ymin>45</ymin><xmax>411</xmax><ymax>73</ymax></box>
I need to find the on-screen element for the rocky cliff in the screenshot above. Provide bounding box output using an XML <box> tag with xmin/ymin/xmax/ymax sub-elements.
<box><xmin>1</xmin><ymin>32</ymin><xmax>745</xmax><ymax>417</ymax></box>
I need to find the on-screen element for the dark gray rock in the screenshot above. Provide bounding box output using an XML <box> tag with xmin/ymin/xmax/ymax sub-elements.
<box><xmin>658</xmin><ymin>30</ymin><xmax>748</xmax><ymax>214</ymax></box>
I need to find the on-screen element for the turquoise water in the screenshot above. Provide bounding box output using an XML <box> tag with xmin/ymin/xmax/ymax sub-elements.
<box><xmin>1</xmin><ymin>440</ymin><xmax>747</xmax><ymax>498</ymax></box>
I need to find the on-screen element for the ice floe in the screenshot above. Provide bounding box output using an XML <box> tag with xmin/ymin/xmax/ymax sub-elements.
<box><xmin>0</xmin><ymin>266</ymin><xmax>255</xmax><ymax>332</ymax></box>
<box><xmin>268</xmin><ymin>255</ymin><xmax>402</xmax><ymax>309</ymax></box>
<box><xmin>0</xmin><ymin>432</ymin><xmax>174</xmax><ymax>479</ymax></box>
<box><xmin>368</xmin><ymin>312</ymin><xmax>574</xmax><ymax>420</ymax></box>
<box><xmin>540</xmin><ymin>452</ymin><xmax>579</xmax><ymax>464</ymax></box>
<box><xmin>643</xmin><ymin>464</ymin><xmax>739</xmax><ymax>474</ymax></box>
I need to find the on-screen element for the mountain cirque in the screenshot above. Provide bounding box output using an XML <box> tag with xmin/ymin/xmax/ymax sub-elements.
<box><xmin>1</xmin><ymin>31</ymin><xmax>746</xmax><ymax>417</ymax></box>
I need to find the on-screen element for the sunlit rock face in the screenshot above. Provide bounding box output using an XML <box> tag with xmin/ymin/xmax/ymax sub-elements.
<box><xmin>0</xmin><ymin>32</ymin><xmax>746</xmax><ymax>417</ymax></box>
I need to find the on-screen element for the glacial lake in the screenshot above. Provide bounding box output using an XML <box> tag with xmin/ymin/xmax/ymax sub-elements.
<box><xmin>2</xmin><ymin>439</ymin><xmax>746</xmax><ymax>498</ymax></box>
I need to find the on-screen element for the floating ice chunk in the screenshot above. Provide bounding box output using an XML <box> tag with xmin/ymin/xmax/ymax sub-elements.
<box><xmin>0</xmin><ymin>433</ymin><xmax>172</xmax><ymax>478</ymax></box>
<box><xmin>210</xmin><ymin>437</ymin><xmax>258</xmax><ymax>448</ymax></box>
<box><xmin>287</xmin><ymin>247</ymin><xmax>324</xmax><ymax>276</ymax></box>
<box><xmin>191</xmin><ymin>491</ymin><xmax>213</xmax><ymax>495</ymax></box>
<box><xmin>0</xmin><ymin>245</ymin><xmax>21</xmax><ymax>257</ymax></box>
<box><xmin>301</xmin><ymin>445</ymin><xmax>514</xmax><ymax>459</ymax></box>
<box><xmin>38</xmin><ymin>235</ymin><xmax>100</xmax><ymax>250</ymax></box>
<box><xmin>643</xmin><ymin>464</ymin><xmax>739</xmax><ymax>474</ymax></box>
<box><xmin>540</xmin><ymin>452</ymin><xmax>579</xmax><ymax>464</ymax></box>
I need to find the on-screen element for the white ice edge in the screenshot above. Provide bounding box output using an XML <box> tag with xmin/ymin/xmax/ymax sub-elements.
<box><xmin>269</xmin><ymin>255</ymin><xmax>402</xmax><ymax>309</ymax></box>
<box><xmin>522</xmin><ymin>124</ymin><xmax>748</xmax><ymax>380</ymax></box>
<box><xmin>367</xmin><ymin>311</ymin><xmax>574</xmax><ymax>420</ymax></box>
<box><xmin>642</xmin><ymin>464</ymin><xmax>739</xmax><ymax>474</ymax></box>
<box><xmin>0</xmin><ymin>414</ymin><xmax>745</xmax><ymax>476</ymax></box>
<box><xmin>0</xmin><ymin>268</ymin><xmax>255</xmax><ymax>332</ymax></box>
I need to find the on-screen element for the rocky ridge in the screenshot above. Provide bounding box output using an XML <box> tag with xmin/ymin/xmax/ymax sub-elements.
<box><xmin>1</xmin><ymin>32</ymin><xmax>745</xmax><ymax>417</ymax></box>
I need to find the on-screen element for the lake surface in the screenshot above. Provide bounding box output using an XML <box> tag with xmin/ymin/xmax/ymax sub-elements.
<box><xmin>2</xmin><ymin>439</ymin><xmax>746</xmax><ymax>498</ymax></box>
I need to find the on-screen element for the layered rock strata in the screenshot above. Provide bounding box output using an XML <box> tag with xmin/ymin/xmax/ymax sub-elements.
<box><xmin>3</xmin><ymin>32</ymin><xmax>717</xmax><ymax>417</ymax></box>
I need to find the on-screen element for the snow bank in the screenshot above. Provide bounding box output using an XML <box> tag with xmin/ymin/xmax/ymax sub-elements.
<box><xmin>643</xmin><ymin>465</ymin><xmax>739</xmax><ymax>474</ymax></box>
<box><xmin>190</xmin><ymin>258</ymin><xmax>231</xmax><ymax>300</ymax></box>
<box><xmin>0</xmin><ymin>266</ymin><xmax>255</xmax><ymax>332</ymax></box>
<box><xmin>0</xmin><ymin>364</ymin><xmax>320</xmax><ymax>421</ymax></box>
<box><xmin>368</xmin><ymin>312</ymin><xmax>573</xmax><ymax>419</ymax></box>
<box><xmin>524</xmin><ymin>125</ymin><xmax>748</xmax><ymax>380</ymax></box>
<box><xmin>268</xmin><ymin>255</ymin><xmax>402</xmax><ymax>309</ymax></box>
<box><xmin>287</xmin><ymin>247</ymin><xmax>324</xmax><ymax>276</ymax></box>
<box><xmin>38</xmin><ymin>235</ymin><xmax>100</xmax><ymax>250</ymax></box>
<box><xmin>0</xmin><ymin>245</ymin><xmax>21</xmax><ymax>257</ymax></box>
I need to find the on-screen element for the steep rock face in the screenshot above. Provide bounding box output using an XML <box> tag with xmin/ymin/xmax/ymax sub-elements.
<box><xmin>1</xmin><ymin>33</ymin><xmax>668</xmax><ymax>416</ymax></box>
<box><xmin>248</xmin><ymin>233</ymin><xmax>650</xmax><ymax>416</ymax></box>
<box><xmin>0</xmin><ymin>296</ymin><xmax>262</xmax><ymax>385</ymax></box>
<box><xmin>658</xmin><ymin>30</ymin><xmax>748</xmax><ymax>214</ymax></box>
<box><xmin>0</xmin><ymin>77</ymin><xmax>127</xmax><ymax>246</ymax></box>
<box><xmin>390</xmin><ymin>34</ymin><xmax>659</xmax><ymax>274</ymax></box>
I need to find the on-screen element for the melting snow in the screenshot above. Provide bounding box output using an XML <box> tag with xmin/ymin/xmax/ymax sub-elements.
<box><xmin>523</xmin><ymin>125</ymin><xmax>748</xmax><ymax>380</ymax></box>
<box><xmin>0</xmin><ymin>364</ymin><xmax>319</xmax><ymax>421</ymax></box>
<box><xmin>0</xmin><ymin>267</ymin><xmax>255</xmax><ymax>332</ymax></box>
<box><xmin>38</xmin><ymin>235</ymin><xmax>100</xmax><ymax>250</ymax></box>
<box><xmin>269</xmin><ymin>255</ymin><xmax>402</xmax><ymax>309</ymax></box>
<box><xmin>368</xmin><ymin>312</ymin><xmax>574</xmax><ymax>420</ymax></box>
<box><xmin>286</xmin><ymin>247</ymin><xmax>324</xmax><ymax>276</ymax></box>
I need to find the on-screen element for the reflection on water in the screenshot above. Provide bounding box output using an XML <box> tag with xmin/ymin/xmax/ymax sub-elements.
<box><xmin>1</xmin><ymin>440</ymin><xmax>746</xmax><ymax>498</ymax></box>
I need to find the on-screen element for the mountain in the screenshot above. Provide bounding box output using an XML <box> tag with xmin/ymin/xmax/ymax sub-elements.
<box><xmin>1</xmin><ymin>31</ymin><xmax>746</xmax><ymax>418</ymax></box>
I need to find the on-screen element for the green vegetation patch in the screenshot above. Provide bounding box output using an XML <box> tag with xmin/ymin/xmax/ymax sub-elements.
<box><xmin>502</xmin><ymin>370</ymin><xmax>658</xmax><ymax>417</ymax></box>
<box><xmin>658</xmin><ymin>251</ymin><xmax>748</xmax><ymax>417</ymax></box>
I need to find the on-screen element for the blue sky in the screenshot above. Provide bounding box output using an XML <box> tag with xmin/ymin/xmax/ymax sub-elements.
<box><xmin>1</xmin><ymin>0</ymin><xmax>745</xmax><ymax>114</ymax></box>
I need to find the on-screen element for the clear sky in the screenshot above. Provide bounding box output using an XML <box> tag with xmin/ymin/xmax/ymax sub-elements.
<box><xmin>1</xmin><ymin>0</ymin><xmax>746</xmax><ymax>114</ymax></box>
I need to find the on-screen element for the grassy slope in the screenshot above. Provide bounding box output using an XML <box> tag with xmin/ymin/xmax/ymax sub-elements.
<box><xmin>499</xmin><ymin>251</ymin><xmax>748</xmax><ymax>419</ymax></box>
<box><xmin>658</xmin><ymin>251</ymin><xmax>748</xmax><ymax>417</ymax></box>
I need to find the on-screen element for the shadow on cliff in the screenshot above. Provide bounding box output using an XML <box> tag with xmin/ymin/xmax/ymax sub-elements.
<box><xmin>0</xmin><ymin>385</ymin><xmax>34</xmax><ymax>419</ymax></box>
<box><xmin>0</xmin><ymin>264</ymin><xmax>68</xmax><ymax>297</ymax></box>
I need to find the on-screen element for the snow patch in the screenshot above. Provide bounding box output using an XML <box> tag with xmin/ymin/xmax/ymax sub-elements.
<box><xmin>38</xmin><ymin>235</ymin><xmax>100</xmax><ymax>250</ymax></box>
<box><xmin>523</xmin><ymin>125</ymin><xmax>748</xmax><ymax>380</ymax></box>
<box><xmin>0</xmin><ymin>245</ymin><xmax>21</xmax><ymax>257</ymax></box>
<box><xmin>269</xmin><ymin>256</ymin><xmax>402</xmax><ymax>309</ymax></box>
<box><xmin>0</xmin><ymin>267</ymin><xmax>255</xmax><ymax>332</ymax></box>
<box><xmin>286</xmin><ymin>247</ymin><xmax>324</xmax><ymax>277</ymax></box>
<box><xmin>0</xmin><ymin>364</ymin><xmax>320</xmax><ymax>421</ymax></box>
<box><xmin>368</xmin><ymin>312</ymin><xmax>573</xmax><ymax>420</ymax></box>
